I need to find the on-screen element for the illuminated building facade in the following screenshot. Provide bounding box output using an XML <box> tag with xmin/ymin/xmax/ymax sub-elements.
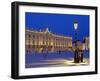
<box><xmin>25</xmin><ymin>28</ymin><xmax>72</xmax><ymax>53</ymax></box>
<box><xmin>84</xmin><ymin>37</ymin><xmax>89</xmax><ymax>50</ymax></box>
<box><xmin>72</xmin><ymin>38</ymin><xmax>89</xmax><ymax>63</ymax></box>
<box><xmin>73</xmin><ymin>38</ymin><xmax>89</xmax><ymax>51</ymax></box>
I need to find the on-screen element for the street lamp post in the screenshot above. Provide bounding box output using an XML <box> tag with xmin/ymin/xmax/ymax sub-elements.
<box><xmin>74</xmin><ymin>21</ymin><xmax>79</xmax><ymax>63</ymax></box>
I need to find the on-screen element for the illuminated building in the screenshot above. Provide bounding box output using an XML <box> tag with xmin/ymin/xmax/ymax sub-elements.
<box><xmin>73</xmin><ymin>38</ymin><xmax>89</xmax><ymax>51</ymax></box>
<box><xmin>73</xmin><ymin>40</ymin><xmax>89</xmax><ymax>63</ymax></box>
<box><xmin>25</xmin><ymin>28</ymin><xmax>72</xmax><ymax>53</ymax></box>
<box><xmin>84</xmin><ymin>37</ymin><xmax>89</xmax><ymax>50</ymax></box>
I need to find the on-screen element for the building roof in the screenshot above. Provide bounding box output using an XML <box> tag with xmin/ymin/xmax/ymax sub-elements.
<box><xmin>26</xmin><ymin>28</ymin><xmax>72</xmax><ymax>39</ymax></box>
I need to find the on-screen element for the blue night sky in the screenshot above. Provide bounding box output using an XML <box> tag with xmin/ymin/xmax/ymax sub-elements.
<box><xmin>25</xmin><ymin>12</ymin><xmax>89</xmax><ymax>41</ymax></box>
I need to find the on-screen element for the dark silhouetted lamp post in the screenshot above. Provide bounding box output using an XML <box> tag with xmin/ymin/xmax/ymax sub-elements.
<box><xmin>74</xmin><ymin>21</ymin><xmax>79</xmax><ymax>63</ymax></box>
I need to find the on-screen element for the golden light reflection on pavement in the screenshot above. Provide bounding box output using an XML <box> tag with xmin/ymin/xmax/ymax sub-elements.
<box><xmin>26</xmin><ymin>58</ymin><xmax>89</xmax><ymax>68</ymax></box>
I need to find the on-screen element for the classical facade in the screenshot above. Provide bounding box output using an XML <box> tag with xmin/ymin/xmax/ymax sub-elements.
<box><xmin>73</xmin><ymin>38</ymin><xmax>89</xmax><ymax>51</ymax></box>
<box><xmin>84</xmin><ymin>37</ymin><xmax>89</xmax><ymax>50</ymax></box>
<box><xmin>73</xmin><ymin>41</ymin><xmax>84</xmax><ymax>51</ymax></box>
<box><xmin>72</xmin><ymin>38</ymin><xmax>89</xmax><ymax>63</ymax></box>
<box><xmin>25</xmin><ymin>28</ymin><xmax>72</xmax><ymax>53</ymax></box>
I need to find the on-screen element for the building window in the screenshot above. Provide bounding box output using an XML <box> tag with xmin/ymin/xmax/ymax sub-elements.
<box><xmin>33</xmin><ymin>35</ymin><xmax>35</xmax><ymax>39</ymax></box>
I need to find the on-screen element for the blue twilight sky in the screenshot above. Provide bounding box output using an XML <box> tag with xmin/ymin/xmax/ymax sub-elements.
<box><xmin>25</xmin><ymin>12</ymin><xmax>89</xmax><ymax>41</ymax></box>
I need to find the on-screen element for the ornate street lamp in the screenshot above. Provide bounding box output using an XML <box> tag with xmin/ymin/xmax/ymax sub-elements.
<box><xmin>74</xmin><ymin>20</ymin><xmax>78</xmax><ymax>63</ymax></box>
<box><xmin>74</xmin><ymin>21</ymin><xmax>78</xmax><ymax>30</ymax></box>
